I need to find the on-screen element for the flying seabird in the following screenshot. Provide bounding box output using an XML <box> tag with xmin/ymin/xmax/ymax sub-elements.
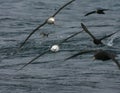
<box><xmin>40</xmin><ymin>32</ymin><xmax>49</xmax><ymax>37</ymax></box>
<box><xmin>17</xmin><ymin>30</ymin><xmax>83</xmax><ymax>70</ymax></box>
<box><xmin>84</xmin><ymin>8</ymin><xmax>109</xmax><ymax>16</ymax></box>
<box><xmin>18</xmin><ymin>0</ymin><xmax>76</xmax><ymax>50</ymax></box>
<box><xmin>94</xmin><ymin>50</ymin><xmax>120</xmax><ymax>69</ymax></box>
<box><xmin>81</xmin><ymin>23</ymin><xmax>118</xmax><ymax>45</ymax></box>
<box><xmin>64</xmin><ymin>49</ymin><xmax>120</xmax><ymax>70</ymax></box>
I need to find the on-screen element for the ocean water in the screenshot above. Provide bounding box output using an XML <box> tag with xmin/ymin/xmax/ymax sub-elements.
<box><xmin>0</xmin><ymin>0</ymin><xmax>120</xmax><ymax>93</ymax></box>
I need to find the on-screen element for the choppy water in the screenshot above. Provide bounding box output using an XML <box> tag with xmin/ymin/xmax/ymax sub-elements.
<box><xmin>0</xmin><ymin>0</ymin><xmax>120</xmax><ymax>93</ymax></box>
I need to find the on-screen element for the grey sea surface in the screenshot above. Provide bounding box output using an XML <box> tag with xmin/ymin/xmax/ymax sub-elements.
<box><xmin>0</xmin><ymin>0</ymin><xmax>120</xmax><ymax>93</ymax></box>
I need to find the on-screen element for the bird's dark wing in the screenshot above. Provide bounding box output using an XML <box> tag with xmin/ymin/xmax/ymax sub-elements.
<box><xmin>84</xmin><ymin>11</ymin><xmax>96</xmax><ymax>16</ymax></box>
<box><xmin>100</xmin><ymin>31</ymin><xmax>119</xmax><ymax>40</ymax></box>
<box><xmin>18</xmin><ymin>20</ymin><xmax>47</xmax><ymax>50</ymax></box>
<box><xmin>52</xmin><ymin>0</ymin><xmax>75</xmax><ymax>17</ymax></box>
<box><xmin>17</xmin><ymin>49</ymin><xmax>50</xmax><ymax>71</ymax></box>
<box><xmin>81</xmin><ymin>23</ymin><xmax>96</xmax><ymax>40</ymax></box>
<box><xmin>59</xmin><ymin>30</ymin><xmax>83</xmax><ymax>45</ymax></box>
<box><xmin>112</xmin><ymin>58</ymin><xmax>120</xmax><ymax>70</ymax></box>
<box><xmin>64</xmin><ymin>50</ymin><xmax>95</xmax><ymax>61</ymax></box>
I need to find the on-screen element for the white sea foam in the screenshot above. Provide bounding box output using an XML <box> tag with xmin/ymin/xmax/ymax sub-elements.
<box><xmin>107</xmin><ymin>33</ymin><xmax>119</xmax><ymax>46</ymax></box>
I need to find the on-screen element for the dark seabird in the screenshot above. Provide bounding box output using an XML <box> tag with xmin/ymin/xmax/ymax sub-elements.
<box><xmin>40</xmin><ymin>32</ymin><xmax>49</xmax><ymax>37</ymax></box>
<box><xmin>18</xmin><ymin>0</ymin><xmax>76</xmax><ymax>50</ymax></box>
<box><xmin>94</xmin><ymin>50</ymin><xmax>120</xmax><ymax>69</ymax></box>
<box><xmin>64</xmin><ymin>49</ymin><xmax>120</xmax><ymax>70</ymax></box>
<box><xmin>84</xmin><ymin>8</ymin><xmax>109</xmax><ymax>16</ymax></box>
<box><xmin>17</xmin><ymin>30</ymin><xmax>83</xmax><ymax>70</ymax></box>
<box><xmin>81</xmin><ymin>23</ymin><xmax>118</xmax><ymax>45</ymax></box>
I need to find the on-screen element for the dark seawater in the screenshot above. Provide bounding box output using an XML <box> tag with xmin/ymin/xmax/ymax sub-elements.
<box><xmin>0</xmin><ymin>0</ymin><xmax>120</xmax><ymax>93</ymax></box>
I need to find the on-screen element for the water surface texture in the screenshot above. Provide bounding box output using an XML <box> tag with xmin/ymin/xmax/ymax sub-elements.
<box><xmin>0</xmin><ymin>0</ymin><xmax>120</xmax><ymax>93</ymax></box>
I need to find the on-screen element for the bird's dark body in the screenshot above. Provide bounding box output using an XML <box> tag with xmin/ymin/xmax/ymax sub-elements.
<box><xmin>93</xmin><ymin>39</ymin><xmax>103</xmax><ymax>45</ymax></box>
<box><xmin>94</xmin><ymin>50</ymin><xmax>116</xmax><ymax>61</ymax></box>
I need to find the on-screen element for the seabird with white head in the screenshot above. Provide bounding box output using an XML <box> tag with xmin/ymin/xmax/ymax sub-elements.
<box><xmin>18</xmin><ymin>0</ymin><xmax>76</xmax><ymax>50</ymax></box>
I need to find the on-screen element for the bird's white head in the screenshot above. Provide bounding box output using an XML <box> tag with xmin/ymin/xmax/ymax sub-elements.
<box><xmin>50</xmin><ymin>45</ymin><xmax>60</xmax><ymax>52</ymax></box>
<box><xmin>47</xmin><ymin>17</ymin><xmax>55</xmax><ymax>24</ymax></box>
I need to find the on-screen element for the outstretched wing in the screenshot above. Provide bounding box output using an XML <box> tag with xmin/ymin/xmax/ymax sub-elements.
<box><xmin>64</xmin><ymin>50</ymin><xmax>95</xmax><ymax>61</ymax></box>
<box><xmin>84</xmin><ymin>11</ymin><xmax>96</xmax><ymax>16</ymax></box>
<box><xmin>59</xmin><ymin>30</ymin><xmax>83</xmax><ymax>45</ymax></box>
<box><xmin>100</xmin><ymin>31</ymin><xmax>119</xmax><ymax>40</ymax></box>
<box><xmin>17</xmin><ymin>49</ymin><xmax>50</xmax><ymax>71</ymax></box>
<box><xmin>81</xmin><ymin>23</ymin><xmax>96</xmax><ymax>40</ymax></box>
<box><xmin>18</xmin><ymin>20</ymin><xmax>47</xmax><ymax>50</ymax></box>
<box><xmin>52</xmin><ymin>0</ymin><xmax>75</xmax><ymax>17</ymax></box>
<box><xmin>112</xmin><ymin>58</ymin><xmax>120</xmax><ymax>70</ymax></box>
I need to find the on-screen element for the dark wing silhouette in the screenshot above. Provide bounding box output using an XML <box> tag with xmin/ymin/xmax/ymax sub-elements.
<box><xmin>17</xmin><ymin>49</ymin><xmax>50</xmax><ymax>71</ymax></box>
<box><xmin>18</xmin><ymin>20</ymin><xmax>47</xmax><ymax>50</ymax></box>
<box><xmin>81</xmin><ymin>23</ymin><xmax>96</xmax><ymax>40</ymax></box>
<box><xmin>59</xmin><ymin>30</ymin><xmax>83</xmax><ymax>45</ymax></box>
<box><xmin>84</xmin><ymin>11</ymin><xmax>96</xmax><ymax>16</ymax></box>
<box><xmin>64</xmin><ymin>50</ymin><xmax>95</xmax><ymax>61</ymax></box>
<box><xmin>112</xmin><ymin>58</ymin><xmax>120</xmax><ymax>70</ymax></box>
<box><xmin>52</xmin><ymin>0</ymin><xmax>75</xmax><ymax>17</ymax></box>
<box><xmin>100</xmin><ymin>31</ymin><xmax>119</xmax><ymax>40</ymax></box>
